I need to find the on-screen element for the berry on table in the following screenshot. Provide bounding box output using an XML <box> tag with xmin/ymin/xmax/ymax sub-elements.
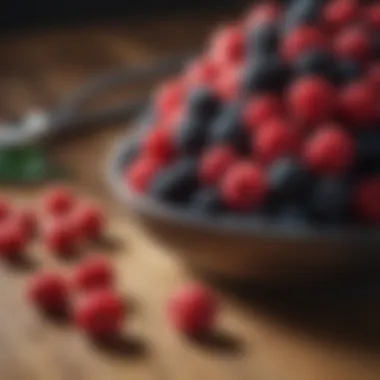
<box><xmin>167</xmin><ymin>283</ymin><xmax>219</xmax><ymax>335</ymax></box>
<box><xmin>74</xmin><ymin>289</ymin><xmax>125</xmax><ymax>338</ymax></box>
<box><xmin>43</xmin><ymin>218</ymin><xmax>78</xmax><ymax>255</ymax></box>
<box><xmin>221</xmin><ymin>161</ymin><xmax>267</xmax><ymax>211</ymax></box>
<box><xmin>43</xmin><ymin>186</ymin><xmax>76</xmax><ymax>216</ymax></box>
<box><xmin>0</xmin><ymin>217</ymin><xmax>29</xmax><ymax>258</ymax></box>
<box><xmin>71</xmin><ymin>203</ymin><xmax>105</xmax><ymax>240</ymax></box>
<box><xmin>10</xmin><ymin>209</ymin><xmax>36</xmax><ymax>238</ymax></box>
<box><xmin>27</xmin><ymin>272</ymin><xmax>69</xmax><ymax>313</ymax></box>
<box><xmin>73</xmin><ymin>256</ymin><xmax>113</xmax><ymax>293</ymax></box>
<box><xmin>303</xmin><ymin>124</ymin><xmax>355</xmax><ymax>175</ymax></box>
<box><xmin>0</xmin><ymin>198</ymin><xmax>11</xmax><ymax>221</ymax></box>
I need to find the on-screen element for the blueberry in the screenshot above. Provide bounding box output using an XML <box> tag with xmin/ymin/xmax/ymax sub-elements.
<box><xmin>187</xmin><ymin>87</ymin><xmax>220</xmax><ymax>120</ymax></box>
<box><xmin>269</xmin><ymin>158</ymin><xmax>312</xmax><ymax>200</ymax></box>
<box><xmin>150</xmin><ymin>157</ymin><xmax>198</xmax><ymax>204</ymax></box>
<box><xmin>310</xmin><ymin>178</ymin><xmax>351</xmax><ymax>224</ymax></box>
<box><xmin>208</xmin><ymin>103</ymin><xmax>251</xmax><ymax>154</ymax></box>
<box><xmin>354</xmin><ymin>131</ymin><xmax>380</xmax><ymax>175</ymax></box>
<box><xmin>295</xmin><ymin>49</ymin><xmax>336</xmax><ymax>80</ymax></box>
<box><xmin>334</xmin><ymin>60</ymin><xmax>363</xmax><ymax>85</ymax></box>
<box><xmin>245</xmin><ymin>55</ymin><xmax>291</xmax><ymax>94</ymax></box>
<box><xmin>247</xmin><ymin>22</ymin><xmax>279</xmax><ymax>57</ymax></box>
<box><xmin>176</xmin><ymin>115</ymin><xmax>207</xmax><ymax>154</ymax></box>
<box><xmin>191</xmin><ymin>188</ymin><xmax>224</xmax><ymax>215</ymax></box>
<box><xmin>283</xmin><ymin>0</ymin><xmax>322</xmax><ymax>32</ymax></box>
<box><xmin>276</xmin><ymin>203</ymin><xmax>311</xmax><ymax>228</ymax></box>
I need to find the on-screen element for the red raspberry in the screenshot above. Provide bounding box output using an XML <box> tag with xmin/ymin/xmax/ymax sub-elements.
<box><xmin>255</xmin><ymin>119</ymin><xmax>300</xmax><ymax>164</ymax></box>
<box><xmin>73</xmin><ymin>256</ymin><xmax>113</xmax><ymax>293</ymax></box>
<box><xmin>126</xmin><ymin>155</ymin><xmax>161</xmax><ymax>194</ymax></box>
<box><xmin>243</xmin><ymin>95</ymin><xmax>283</xmax><ymax>132</ymax></box>
<box><xmin>303</xmin><ymin>124</ymin><xmax>355</xmax><ymax>175</ymax></box>
<box><xmin>11</xmin><ymin>209</ymin><xmax>37</xmax><ymax>238</ymax></box>
<box><xmin>244</xmin><ymin>2</ymin><xmax>282</xmax><ymax>30</ymax></box>
<box><xmin>75</xmin><ymin>289</ymin><xmax>125</xmax><ymax>338</ymax></box>
<box><xmin>323</xmin><ymin>0</ymin><xmax>359</xmax><ymax>31</ymax></box>
<box><xmin>143</xmin><ymin>127</ymin><xmax>176</xmax><ymax>163</ymax></box>
<box><xmin>339</xmin><ymin>81</ymin><xmax>377</xmax><ymax>125</ymax></box>
<box><xmin>282</xmin><ymin>26</ymin><xmax>327</xmax><ymax>62</ymax></box>
<box><xmin>210</xmin><ymin>25</ymin><xmax>245</xmax><ymax>65</ymax></box>
<box><xmin>27</xmin><ymin>272</ymin><xmax>69</xmax><ymax>313</ymax></box>
<box><xmin>184</xmin><ymin>58</ymin><xmax>219</xmax><ymax>87</ymax></box>
<box><xmin>355</xmin><ymin>178</ymin><xmax>380</xmax><ymax>224</ymax></box>
<box><xmin>213</xmin><ymin>64</ymin><xmax>241</xmax><ymax>101</ymax></box>
<box><xmin>168</xmin><ymin>283</ymin><xmax>219</xmax><ymax>335</ymax></box>
<box><xmin>156</xmin><ymin>79</ymin><xmax>186</xmax><ymax>118</ymax></box>
<box><xmin>368</xmin><ymin>64</ymin><xmax>380</xmax><ymax>93</ymax></box>
<box><xmin>43</xmin><ymin>186</ymin><xmax>76</xmax><ymax>216</ymax></box>
<box><xmin>0</xmin><ymin>198</ymin><xmax>11</xmax><ymax>221</ymax></box>
<box><xmin>0</xmin><ymin>217</ymin><xmax>28</xmax><ymax>258</ymax></box>
<box><xmin>200</xmin><ymin>146</ymin><xmax>238</xmax><ymax>186</ymax></box>
<box><xmin>221</xmin><ymin>161</ymin><xmax>267</xmax><ymax>211</ymax></box>
<box><xmin>71</xmin><ymin>203</ymin><xmax>105</xmax><ymax>240</ymax></box>
<box><xmin>288</xmin><ymin>76</ymin><xmax>336</xmax><ymax>126</ymax></box>
<box><xmin>334</xmin><ymin>27</ymin><xmax>371</xmax><ymax>62</ymax></box>
<box><xmin>366</xmin><ymin>4</ymin><xmax>380</xmax><ymax>30</ymax></box>
<box><xmin>43</xmin><ymin>218</ymin><xmax>78</xmax><ymax>255</ymax></box>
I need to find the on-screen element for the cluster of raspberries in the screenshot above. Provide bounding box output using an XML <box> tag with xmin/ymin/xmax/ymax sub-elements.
<box><xmin>126</xmin><ymin>0</ymin><xmax>380</xmax><ymax>227</ymax></box>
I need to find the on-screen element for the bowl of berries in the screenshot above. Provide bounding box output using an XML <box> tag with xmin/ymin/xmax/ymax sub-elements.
<box><xmin>109</xmin><ymin>0</ymin><xmax>380</xmax><ymax>282</ymax></box>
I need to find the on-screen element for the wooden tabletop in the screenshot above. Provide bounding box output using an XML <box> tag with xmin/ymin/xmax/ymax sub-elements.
<box><xmin>1</xmin><ymin>12</ymin><xmax>380</xmax><ymax>380</ymax></box>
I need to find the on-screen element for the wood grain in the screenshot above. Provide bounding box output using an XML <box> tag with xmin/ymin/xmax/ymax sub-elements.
<box><xmin>1</xmin><ymin>12</ymin><xmax>380</xmax><ymax>380</ymax></box>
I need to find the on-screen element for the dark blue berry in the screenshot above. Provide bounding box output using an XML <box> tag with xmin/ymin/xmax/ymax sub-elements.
<box><xmin>150</xmin><ymin>158</ymin><xmax>198</xmax><ymax>204</ymax></box>
<box><xmin>311</xmin><ymin>178</ymin><xmax>351</xmax><ymax>224</ymax></box>
<box><xmin>208</xmin><ymin>103</ymin><xmax>251</xmax><ymax>155</ymax></box>
<box><xmin>269</xmin><ymin>158</ymin><xmax>312</xmax><ymax>200</ymax></box>
<box><xmin>187</xmin><ymin>87</ymin><xmax>220</xmax><ymax>120</ymax></box>
<box><xmin>334</xmin><ymin>60</ymin><xmax>363</xmax><ymax>85</ymax></box>
<box><xmin>295</xmin><ymin>49</ymin><xmax>336</xmax><ymax>80</ymax></box>
<box><xmin>283</xmin><ymin>0</ymin><xmax>322</xmax><ymax>32</ymax></box>
<box><xmin>276</xmin><ymin>203</ymin><xmax>311</xmax><ymax>228</ymax></box>
<box><xmin>245</xmin><ymin>55</ymin><xmax>290</xmax><ymax>93</ymax></box>
<box><xmin>191</xmin><ymin>188</ymin><xmax>224</xmax><ymax>215</ymax></box>
<box><xmin>247</xmin><ymin>22</ymin><xmax>279</xmax><ymax>57</ymax></box>
<box><xmin>354</xmin><ymin>131</ymin><xmax>380</xmax><ymax>175</ymax></box>
<box><xmin>176</xmin><ymin>115</ymin><xmax>207</xmax><ymax>154</ymax></box>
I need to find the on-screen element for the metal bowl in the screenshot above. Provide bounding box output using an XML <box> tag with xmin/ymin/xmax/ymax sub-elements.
<box><xmin>108</xmin><ymin>132</ymin><xmax>380</xmax><ymax>283</ymax></box>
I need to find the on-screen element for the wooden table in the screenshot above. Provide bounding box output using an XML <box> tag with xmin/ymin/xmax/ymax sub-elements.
<box><xmin>1</xmin><ymin>12</ymin><xmax>380</xmax><ymax>380</ymax></box>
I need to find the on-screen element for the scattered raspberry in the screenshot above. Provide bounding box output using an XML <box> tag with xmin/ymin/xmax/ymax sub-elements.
<box><xmin>282</xmin><ymin>26</ymin><xmax>326</xmax><ymax>62</ymax></box>
<box><xmin>334</xmin><ymin>27</ymin><xmax>371</xmax><ymax>62</ymax></box>
<box><xmin>355</xmin><ymin>178</ymin><xmax>380</xmax><ymax>224</ymax></box>
<box><xmin>43</xmin><ymin>186</ymin><xmax>76</xmax><ymax>216</ymax></box>
<box><xmin>339</xmin><ymin>80</ymin><xmax>377</xmax><ymax>125</ymax></box>
<box><xmin>366</xmin><ymin>4</ymin><xmax>380</xmax><ymax>30</ymax></box>
<box><xmin>43</xmin><ymin>218</ymin><xmax>78</xmax><ymax>256</ymax></box>
<box><xmin>75</xmin><ymin>289</ymin><xmax>125</xmax><ymax>338</ymax></box>
<box><xmin>288</xmin><ymin>76</ymin><xmax>336</xmax><ymax>126</ymax></box>
<box><xmin>221</xmin><ymin>161</ymin><xmax>267</xmax><ymax>211</ymax></box>
<box><xmin>0</xmin><ymin>217</ymin><xmax>29</xmax><ymax>258</ymax></box>
<box><xmin>156</xmin><ymin>79</ymin><xmax>186</xmax><ymax>118</ymax></box>
<box><xmin>244</xmin><ymin>2</ymin><xmax>282</xmax><ymax>29</ymax></box>
<box><xmin>143</xmin><ymin>127</ymin><xmax>176</xmax><ymax>163</ymax></box>
<box><xmin>126</xmin><ymin>155</ymin><xmax>162</xmax><ymax>194</ymax></box>
<box><xmin>11</xmin><ymin>209</ymin><xmax>37</xmax><ymax>238</ymax></box>
<box><xmin>243</xmin><ymin>95</ymin><xmax>283</xmax><ymax>132</ymax></box>
<box><xmin>27</xmin><ymin>272</ymin><xmax>69</xmax><ymax>313</ymax></box>
<box><xmin>255</xmin><ymin>119</ymin><xmax>300</xmax><ymax>164</ymax></box>
<box><xmin>71</xmin><ymin>203</ymin><xmax>105</xmax><ymax>240</ymax></box>
<box><xmin>323</xmin><ymin>0</ymin><xmax>359</xmax><ymax>31</ymax></box>
<box><xmin>168</xmin><ymin>283</ymin><xmax>219</xmax><ymax>335</ymax></box>
<box><xmin>303</xmin><ymin>124</ymin><xmax>355</xmax><ymax>175</ymax></box>
<box><xmin>73</xmin><ymin>256</ymin><xmax>113</xmax><ymax>293</ymax></box>
<box><xmin>0</xmin><ymin>198</ymin><xmax>11</xmax><ymax>221</ymax></box>
<box><xmin>199</xmin><ymin>145</ymin><xmax>238</xmax><ymax>186</ymax></box>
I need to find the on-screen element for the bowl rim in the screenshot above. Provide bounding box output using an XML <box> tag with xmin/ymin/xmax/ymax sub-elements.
<box><xmin>107</xmin><ymin>128</ymin><xmax>380</xmax><ymax>244</ymax></box>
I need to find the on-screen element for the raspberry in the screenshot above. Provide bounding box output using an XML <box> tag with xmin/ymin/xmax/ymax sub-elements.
<box><xmin>243</xmin><ymin>95</ymin><xmax>283</xmax><ymax>132</ymax></box>
<box><xmin>288</xmin><ymin>76</ymin><xmax>336</xmax><ymax>126</ymax></box>
<box><xmin>282</xmin><ymin>26</ymin><xmax>326</xmax><ymax>62</ymax></box>
<box><xmin>156</xmin><ymin>79</ymin><xmax>186</xmax><ymax>118</ymax></box>
<box><xmin>0</xmin><ymin>198</ymin><xmax>11</xmax><ymax>220</ymax></box>
<box><xmin>334</xmin><ymin>27</ymin><xmax>371</xmax><ymax>62</ymax></box>
<box><xmin>355</xmin><ymin>178</ymin><xmax>380</xmax><ymax>224</ymax></box>
<box><xmin>11</xmin><ymin>209</ymin><xmax>36</xmax><ymax>238</ymax></box>
<box><xmin>43</xmin><ymin>186</ymin><xmax>76</xmax><ymax>216</ymax></box>
<box><xmin>210</xmin><ymin>25</ymin><xmax>245</xmax><ymax>65</ymax></box>
<box><xmin>167</xmin><ymin>283</ymin><xmax>219</xmax><ymax>335</ymax></box>
<box><xmin>303</xmin><ymin>124</ymin><xmax>355</xmax><ymax>175</ymax></box>
<box><xmin>43</xmin><ymin>218</ymin><xmax>77</xmax><ymax>255</ymax></box>
<box><xmin>366</xmin><ymin>4</ymin><xmax>380</xmax><ymax>30</ymax></box>
<box><xmin>126</xmin><ymin>155</ymin><xmax>162</xmax><ymax>194</ymax></box>
<box><xmin>339</xmin><ymin>81</ymin><xmax>377</xmax><ymax>125</ymax></box>
<box><xmin>184</xmin><ymin>58</ymin><xmax>219</xmax><ymax>87</ymax></box>
<box><xmin>213</xmin><ymin>63</ymin><xmax>241</xmax><ymax>102</ymax></box>
<box><xmin>0</xmin><ymin>217</ymin><xmax>28</xmax><ymax>258</ymax></box>
<box><xmin>255</xmin><ymin>119</ymin><xmax>300</xmax><ymax>164</ymax></box>
<box><xmin>199</xmin><ymin>145</ymin><xmax>238</xmax><ymax>186</ymax></box>
<box><xmin>75</xmin><ymin>289</ymin><xmax>125</xmax><ymax>338</ymax></box>
<box><xmin>143</xmin><ymin>127</ymin><xmax>176</xmax><ymax>163</ymax></box>
<box><xmin>368</xmin><ymin>64</ymin><xmax>380</xmax><ymax>93</ymax></box>
<box><xmin>71</xmin><ymin>203</ymin><xmax>105</xmax><ymax>240</ymax></box>
<box><xmin>245</xmin><ymin>2</ymin><xmax>282</xmax><ymax>30</ymax></box>
<box><xmin>221</xmin><ymin>161</ymin><xmax>267</xmax><ymax>211</ymax></box>
<box><xmin>323</xmin><ymin>0</ymin><xmax>359</xmax><ymax>31</ymax></box>
<box><xmin>27</xmin><ymin>272</ymin><xmax>69</xmax><ymax>313</ymax></box>
<box><xmin>73</xmin><ymin>256</ymin><xmax>113</xmax><ymax>293</ymax></box>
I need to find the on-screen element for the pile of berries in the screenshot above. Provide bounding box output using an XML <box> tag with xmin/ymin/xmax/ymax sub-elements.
<box><xmin>125</xmin><ymin>0</ymin><xmax>380</xmax><ymax>227</ymax></box>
